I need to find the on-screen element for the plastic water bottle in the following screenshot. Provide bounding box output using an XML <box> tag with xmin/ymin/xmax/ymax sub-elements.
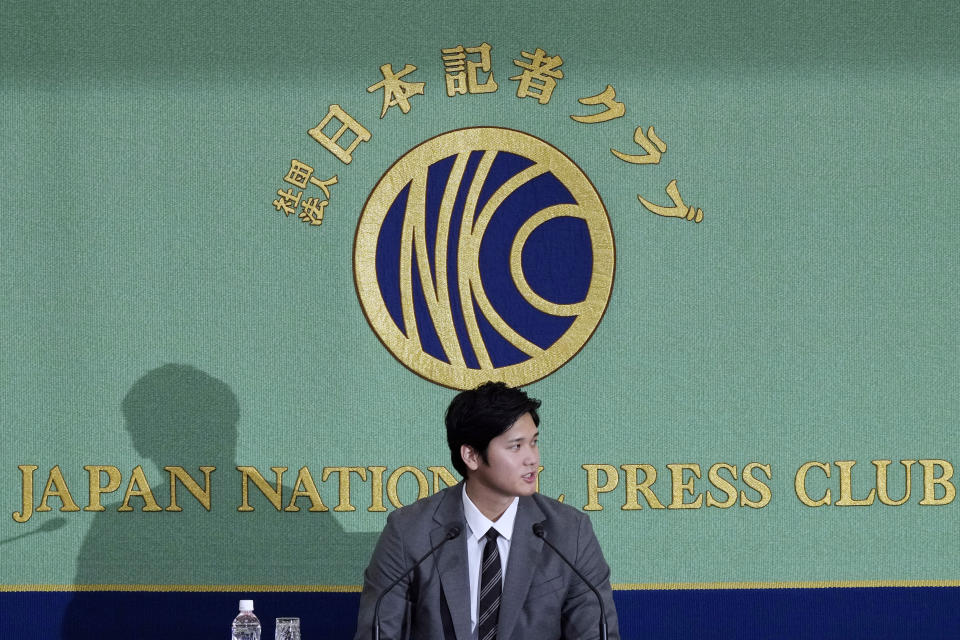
<box><xmin>231</xmin><ymin>599</ymin><xmax>261</xmax><ymax>640</ymax></box>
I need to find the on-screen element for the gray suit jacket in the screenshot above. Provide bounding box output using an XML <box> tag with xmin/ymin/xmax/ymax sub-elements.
<box><xmin>353</xmin><ymin>483</ymin><xmax>620</xmax><ymax>640</ymax></box>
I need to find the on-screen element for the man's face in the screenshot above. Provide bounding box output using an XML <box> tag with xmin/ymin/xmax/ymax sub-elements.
<box><xmin>465</xmin><ymin>412</ymin><xmax>540</xmax><ymax>499</ymax></box>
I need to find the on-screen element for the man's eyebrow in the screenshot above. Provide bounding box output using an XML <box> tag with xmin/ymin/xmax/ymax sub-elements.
<box><xmin>506</xmin><ymin>431</ymin><xmax>539</xmax><ymax>443</ymax></box>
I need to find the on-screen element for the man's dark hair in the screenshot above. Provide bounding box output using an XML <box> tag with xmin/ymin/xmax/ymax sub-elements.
<box><xmin>445</xmin><ymin>381</ymin><xmax>541</xmax><ymax>477</ymax></box>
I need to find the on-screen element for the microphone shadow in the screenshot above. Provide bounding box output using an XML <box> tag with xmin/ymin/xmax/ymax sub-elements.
<box><xmin>61</xmin><ymin>364</ymin><xmax>377</xmax><ymax>639</ymax></box>
<box><xmin>0</xmin><ymin>517</ymin><xmax>68</xmax><ymax>546</ymax></box>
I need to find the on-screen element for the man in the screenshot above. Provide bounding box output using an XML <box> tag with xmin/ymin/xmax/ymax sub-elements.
<box><xmin>354</xmin><ymin>382</ymin><xmax>620</xmax><ymax>639</ymax></box>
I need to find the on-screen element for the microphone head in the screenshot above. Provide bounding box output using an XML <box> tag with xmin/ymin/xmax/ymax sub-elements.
<box><xmin>446</xmin><ymin>525</ymin><xmax>462</xmax><ymax>540</ymax></box>
<box><xmin>532</xmin><ymin>522</ymin><xmax>546</xmax><ymax>538</ymax></box>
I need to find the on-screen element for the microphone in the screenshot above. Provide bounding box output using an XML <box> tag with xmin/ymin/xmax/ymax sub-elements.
<box><xmin>532</xmin><ymin>522</ymin><xmax>608</xmax><ymax>640</ymax></box>
<box><xmin>372</xmin><ymin>524</ymin><xmax>462</xmax><ymax>640</ymax></box>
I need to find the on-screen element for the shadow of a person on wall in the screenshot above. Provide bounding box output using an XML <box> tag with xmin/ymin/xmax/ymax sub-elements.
<box><xmin>62</xmin><ymin>364</ymin><xmax>377</xmax><ymax>639</ymax></box>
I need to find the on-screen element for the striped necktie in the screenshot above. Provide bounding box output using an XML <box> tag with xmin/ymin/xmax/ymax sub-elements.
<box><xmin>477</xmin><ymin>528</ymin><xmax>502</xmax><ymax>640</ymax></box>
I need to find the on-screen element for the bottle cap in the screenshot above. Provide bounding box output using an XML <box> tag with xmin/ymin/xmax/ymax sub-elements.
<box><xmin>239</xmin><ymin>599</ymin><xmax>254</xmax><ymax>611</ymax></box>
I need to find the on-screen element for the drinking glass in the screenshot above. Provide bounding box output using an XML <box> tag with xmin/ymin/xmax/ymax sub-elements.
<box><xmin>275</xmin><ymin>617</ymin><xmax>301</xmax><ymax>640</ymax></box>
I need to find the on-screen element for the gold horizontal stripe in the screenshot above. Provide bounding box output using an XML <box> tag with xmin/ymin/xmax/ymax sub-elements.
<box><xmin>0</xmin><ymin>584</ymin><xmax>362</xmax><ymax>593</ymax></box>
<box><xmin>611</xmin><ymin>579</ymin><xmax>960</xmax><ymax>590</ymax></box>
<box><xmin>2</xmin><ymin>580</ymin><xmax>959</xmax><ymax>593</ymax></box>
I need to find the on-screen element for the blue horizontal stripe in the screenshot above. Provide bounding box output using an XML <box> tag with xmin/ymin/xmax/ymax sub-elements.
<box><xmin>2</xmin><ymin>587</ymin><xmax>958</xmax><ymax>638</ymax></box>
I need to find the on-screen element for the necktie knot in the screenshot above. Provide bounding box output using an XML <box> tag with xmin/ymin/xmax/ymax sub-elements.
<box><xmin>485</xmin><ymin>528</ymin><xmax>499</xmax><ymax>543</ymax></box>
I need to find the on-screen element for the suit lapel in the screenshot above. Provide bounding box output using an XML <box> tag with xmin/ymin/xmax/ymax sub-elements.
<box><xmin>432</xmin><ymin>484</ymin><xmax>472</xmax><ymax>640</ymax></box>
<box><xmin>497</xmin><ymin>495</ymin><xmax>545</xmax><ymax>640</ymax></box>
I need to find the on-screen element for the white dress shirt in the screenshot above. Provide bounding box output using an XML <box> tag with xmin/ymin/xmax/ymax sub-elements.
<box><xmin>462</xmin><ymin>485</ymin><xmax>518</xmax><ymax>638</ymax></box>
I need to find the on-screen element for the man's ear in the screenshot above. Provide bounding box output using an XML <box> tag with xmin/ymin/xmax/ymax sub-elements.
<box><xmin>461</xmin><ymin>444</ymin><xmax>481</xmax><ymax>472</ymax></box>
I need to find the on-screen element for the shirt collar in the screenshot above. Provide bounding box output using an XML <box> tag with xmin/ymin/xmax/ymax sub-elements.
<box><xmin>461</xmin><ymin>484</ymin><xmax>518</xmax><ymax>542</ymax></box>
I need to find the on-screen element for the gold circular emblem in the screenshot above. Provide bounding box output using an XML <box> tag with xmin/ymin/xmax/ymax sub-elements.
<box><xmin>354</xmin><ymin>127</ymin><xmax>615</xmax><ymax>389</ymax></box>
